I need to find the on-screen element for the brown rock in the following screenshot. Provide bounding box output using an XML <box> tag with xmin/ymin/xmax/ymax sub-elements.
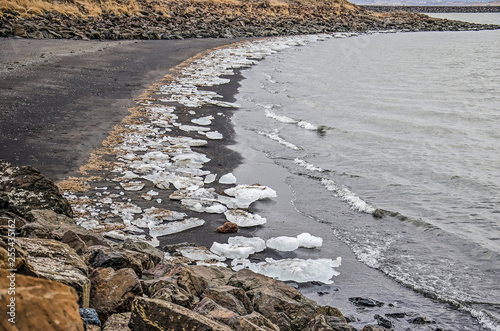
<box><xmin>227</xmin><ymin>269</ymin><xmax>328</xmax><ymax>331</ymax></box>
<box><xmin>0</xmin><ymin>269</ymin><xmax>84</xmax><ymax>331</ymax></box>
<box><xmin>361</xmin><ymin>326</ymin><xmax>386</xmax><ymax>331</ymax></box>
<box><xmin>11</xmin><ymin>23</ymin><xmax>27</xmax><ymax>37</ymax></box>
<box><xmin>143</xmin><ymin>277</ymin><xmax>199</xmax><ymax>308</ymax></box>
<box><xmin>216</xmin><ymin>221</ymin><xmax>238</xmax><ymax>233</ymax></box>
<box><xmin>203</xmin><ymin>285</ymin><xmax>253</xmax><ymax>315</ymax></box>
<box><xmin>0</xmin><ymin>161</ymin><xmax>73</xmax><ymax>218</ymax></box>
<box><xmin>102</xmin><ymin>312</ymin><xmax>132</xmax><ymax>331</ymax></box>
<box><xmin>89</xmin><ymin>267</ymin><xmax>142</xmax><ymax>320</ymax></box>
<box><xmin>238</xmin><ymin>312</ymin><xmax>280</xmax><ymax>331</ymax></box>
<box><xmin>62</xmin><ymin>230</ymin><xmax>87</xmax><ymax>255</ymax></box>
<box><xmin>305</xmin><ymin>315</ymin><xmax>355</xmax><ymax>331</ymax></box>
<box><xmin>15</xmin><ymin>237</ymin><xmax>90</xmax><ymax>307</ymax></box>
<box><xmin>129</xmin><ymin>297</ymin><xmax>232</xmax><ymax>331</ymax></box>
<box><xmin>122</xmin><ymin>238</ymin><xmax>163</xmax><ymax>266</ymax></box>
<box><xmin>25</xmin><ymin>209</ymin><xmax>76</xmax><ymax>226</ymax></box>
<box><xmin>193</xmin><ymin>297</ymin><xmax>240</xmax><ymax>326</ymax></box>
<box><xmin>84</xmin><ymin>245</ymin><xmax>153</xmax><ymax>277</ymax></box>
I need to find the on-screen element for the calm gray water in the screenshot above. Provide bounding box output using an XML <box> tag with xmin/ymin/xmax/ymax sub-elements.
<box><xmin>232</xmin><ymin>28</ymin><xmax>500</xmax><ymax>330</ymax></box>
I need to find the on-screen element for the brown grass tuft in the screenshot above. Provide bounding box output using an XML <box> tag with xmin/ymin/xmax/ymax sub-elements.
<box><xmin>57</xmin><ymin>175</ymin><xmax>101</xmax><ymax>192</ymax></box>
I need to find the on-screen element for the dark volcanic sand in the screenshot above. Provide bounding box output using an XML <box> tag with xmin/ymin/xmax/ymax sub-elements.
<box><xmin>0</xmin><ymin>38</ymin><xmax>248</xmax><ymax>182</ymax></box>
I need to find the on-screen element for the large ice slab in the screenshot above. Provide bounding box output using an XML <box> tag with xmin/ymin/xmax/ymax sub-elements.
<box><xmin>148</xmin><ymin>217</ymin><xmax>205</xmax><ymax>237</ymax></box>
<box><xmin>177</xmin><ymin>246</ymin><xmax>226</xmax><ymax>262</ymax></box>
<box><xmin>222</xmin><ymin>184</ymin><xmax>277</xmax><ymax>209</ymax></box>
<box><xmin>266</xmin><ymin>236</ymin><xmax>299</xmax><ymax>252</ymax></box>
<box><xmin>228</xmin><ymin>236</ymin><xmax>266</xmax><ymax>253</ymax></box>
<box><xmin>232</xmin><ymin>257</ymin><xmax>342</xmax><ymax>284</ymax></box>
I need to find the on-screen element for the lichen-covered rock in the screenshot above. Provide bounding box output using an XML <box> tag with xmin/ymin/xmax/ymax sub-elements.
<box><xmin>103</xmin><ymin>312</ymin><xmax>132</xmax><ymax>331</ymax></box>
<box><xmin>305</xmin><ymin>315</ymin><xmax>355</xmax><ymax>331</ymax></box>
<box><xmin>15</xmin><ymin>237</ymin><xmax>90</xmax><ymax>307</ymax></box>
<box><xmin>129</xmin><ymin>297</ymin><xmax>232</xmax><ymax>331</ymax></box>
<box><xmin>0</xmin><ymin>268</ymin><xmax>84</xmax><ymax>331</ymax></box>
<box><xmin>203</xmin><ymin>285</ymin><xmax>253</xmax><ymax>315</ymax></box>
<box><xmin>227</xmin><ymin>269</ymin><xmax>336</xmax><ymax>331</ymax></box>
<box><xmin>84</xmin><ymin>245</ymin><xmax>155</xmax><ymax>277</ymax></box>
<box><xmin>237</xmin><ymin>311</ymin><xmax>280</xmax><ymax>331</ymax></box>
<box><xmin>89</xmin><ymin>267</ymin><xmax>142</xmax><ymax>320</ymax></box>
<box><xmin>193</xmin><ymin>297</ymin><xmax>241</xmax><ymax>326</ymax></box>
<box><xmin>122</xmin><ymin>238</ymin><xmax>163</xmax><ymax>266</ymax></box>
<box><xmin>0</xmin><ymin>161</ymin><xmax>73</xmax><ymax>218</ymax></box>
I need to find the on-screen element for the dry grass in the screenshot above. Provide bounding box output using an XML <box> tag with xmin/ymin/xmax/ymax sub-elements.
<box><xmin>1</xmin><ymin>0</ymin><xmax>356</xmax><ymax>18</ymax></box>
<box><xmin>57</xmin><ymin>175</ymin><xmax>101</xmax><ymax>192</ymax></box>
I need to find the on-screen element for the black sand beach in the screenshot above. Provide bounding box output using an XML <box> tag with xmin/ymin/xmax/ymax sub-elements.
<box><xmin>0</xmin><ymin>38</ymin><xmax>247</xmax><ymax>182</ymax></box>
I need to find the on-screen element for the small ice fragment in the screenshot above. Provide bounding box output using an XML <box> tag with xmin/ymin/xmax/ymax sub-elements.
<box><xmin>205</xmin><ymin>174</ymin><xmax>217</xmax><ymax>184</ymax></box>
<box><xmin>266</xmin><ymin>236</ymin><xmax>299</xmax><ymax>252</ymax></box>
<box><xmin>224</xmin><ymin>210</ymin><xmax>267</xmax><ymax>227</ymax></box>
<box><xmin>179</xmin><ymin>125</ymin><xmax>211</xmax><ymax>132</ymax></box>
<box><xmin>210</xmin><ymin>242</ymin><xmax>255</xmax><ymax>259</ymax></box>
<box><xmin>148</xmin><ymin>218</ymin><xmax>205</xmax><ymax>237</ymax></box>
<box><xmin>120</xmin><ymin>181</ymin><xmax>145</xmax><ymax>191</ymax></box>
<box><xmin>297</xmin><ymin>233</ymin><xmax>323</xmax><ymax>248</ymax></box>
<box><xmin>228</xmin><ymin>236</ymin><xmax>266</xmax><ymax>253</ymax></box>
<box><xmin>205</xmin><ymin>203</ymin><xmax>227</xmax><ymax>214</ymax></box>
<box><xmin>205</xmin><ymin>131</ymin><xmax>223</xmax><ymax>140</ymax></box>
<box><xmin>177</xmin><ymin>246</ymin><xmax>226</xmax><ymax>262</ymax></box>
<box><xmin>191</xmin><ymin>115</ymin><xmax>214</xmax><ymax>126</ymax></box>
<box><xmin>219</xmin><ymin>173</ymin><xmax>237</xmax><ymax>184</ymax></box>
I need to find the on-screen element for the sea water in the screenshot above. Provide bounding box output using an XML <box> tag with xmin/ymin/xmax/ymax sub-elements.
<box><xmin>230</xmin><ymin>27</ymin><xmax>500</xmax><ymax>330</ymax></box>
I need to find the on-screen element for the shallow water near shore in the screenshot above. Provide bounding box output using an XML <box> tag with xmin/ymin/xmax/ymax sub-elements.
<box><xmin>231</xmin><ymin>30</ymin><xmax>500</xmax><ymax>329</ymax></box>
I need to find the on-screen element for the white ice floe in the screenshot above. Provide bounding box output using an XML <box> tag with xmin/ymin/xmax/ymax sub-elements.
<box><xmin>224</xmin><ymin>209</ymin><xmax>267</xmax><ymax>227</ymax></box>
<box><xmin>148</xmin><ymin>217</ymin><xmax>205</xmax><ymax>237</ymax></box>
<box><xmin>210</xmin><ymin>242</ymin><xmax>255</xmax><ymax>259</ymax></box>
<box><xmin>219</xmin><ymin>173</ymin><xmax>237</xmax><ymax>184</ymax></box>
<box><xmin>205</xmin><ymin>203</ymin><xmax>227</xmax><ymax>214</ymax></box>
<box><xmin>120</xmin><ymin>181</ymin><xmax>145</xmax><ymax>191</ymax></box>
<box><xmin>231</xmin><ymin>257</ymin><xmax>342</xmax><ymax>284</ymax></box>
<box><xmin>204</xmin><ymin>174</ymin><xmax>217</xmax><ymax>184</ymax></box>
<box><xmin>179</xmin><ymin>125</ymin><xmax>211</xmax><ymax>132</ymax></box>
<box><xmin>205</xmin><ymin>131</ymin><xmax>223</xmax><ymax>140</ymax></box>
<box><xmin>297</xmin><ymin>233</ymin><xmax>323</xmax><ymax>248</ymax></box>
<box><xmin>191</xmin><ymin>115</ymin><xmax>214</xmax><ymax>126</ymax></box>
<box><xmin>321</xmin><ymin>179</ymin><xmax>376</xmax><ymax>214</ymax></box>
<box><xmin>222</xmin><ymin>184</ymin><xmax>277</xmax><ymax>209</ymax></box>
<box><xmin>176</xmin><ymin>246</ymin><xmax>226</xmax><ymax>262</ymax></box>
<box><xmin>266</xmin><ymin>236</ymin><xmax>299</xmax><ymax>252</ymax></box>
<box><xmin>228</xmin><ymin>236</ymin><xmax>266</xmax><ymax>253</ymax></box>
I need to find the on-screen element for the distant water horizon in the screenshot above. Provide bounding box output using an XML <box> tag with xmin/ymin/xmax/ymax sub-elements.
<box><xmin>232</xmin><ymin>27</ymin><xmax>500</xmax><ymax>330</ymax></box>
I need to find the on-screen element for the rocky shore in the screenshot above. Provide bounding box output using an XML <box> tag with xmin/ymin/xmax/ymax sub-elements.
<box><xmin>1</xmin><ymin>0</ymin><xmax>499</xmax><ymax>40</ymax></box>
<box><xmin>0</xmin><ymin>160</ymin><xmax>384</xmax><ymax>330</ymax></box>
<box><xmin>361</xmin><ymin>5</ymin><xmax>500</xmax><ymax>13</ymax></box>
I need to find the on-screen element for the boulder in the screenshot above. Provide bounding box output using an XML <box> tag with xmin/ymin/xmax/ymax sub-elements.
<box><xmin>227</xmin><ymin>269</ymin><xmax>336</xmax><ymax>331</ymax></box>
<box><xmin>143</xmin><ymin>277</ymin><xmax>199</xmax><ymax>308</ymax></box>
<box><xmin>62</xmin><ymin>230</ymin><xmax>87</xmax><ymax>255</ymax></box>
<box><xmin>0</xmin><ymin>161</ymin><xmax>73</xmax><ymax>218</ymax></box>
<box><xmin>129</xmin><ymin>297</ymin><xmax>232</xmax><ymax>331</ymax></box>
<box><xmin>89</xmin><ymin>267</ymin><xmax>142</xmax><ymax>320</ymax></box>
<box><xmin>0</xmin><ymin>269</ymin><xmax>84</xmax><ymax>331</ymax></box>
<box><xmin>305</xmin><ymin>315</ymin><xmax>355</xmax><ymax>331</ymax></box>
<box><xmin>122</xmin><ymin>238</ymin><xmax>163</xmax><ymax>265</ymax></box>
<box><xmin>193</xmin><ymin>297</ymin><xmax>240</xmax><ymax>326</ymax></box>
<box><xmin>83</xmin><ymin>245</ymin><xmax>155</xmax><ymax>277</ymax></box>
<box><xmin>103</xmin><ymin>312</ymin><xmax>132</xmax><ymax>331</ymax></box>
<box><xmin>15</xmin><ymin>237</ymin><xmax>90</xmax><ymax>307</ymax></box>
<box><xmin>237</xmin><ymin>312</ymin><xmax>280</xmax><ymax>331</ymax></box>
<box><xmin>80</xmin><ymin>308</ymin><xmax>101</xmax><ymax>327</ymax></box>
<box><xmin>203</xmin><ymin>285</ymin><xmax>253</xmax><ymax>315</ymax></box>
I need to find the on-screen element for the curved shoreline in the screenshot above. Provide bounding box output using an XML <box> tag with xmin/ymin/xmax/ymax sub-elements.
<box><xmin>0</xmin><ymin>37</ymin><xmax>250</xmax><ymax>182</ymax></box>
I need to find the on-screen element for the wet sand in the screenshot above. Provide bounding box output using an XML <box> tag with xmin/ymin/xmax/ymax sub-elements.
<box><xmin>0</xmin><ymin>38</ymin><xmax>247</xmax><ymax>182</ymax></box>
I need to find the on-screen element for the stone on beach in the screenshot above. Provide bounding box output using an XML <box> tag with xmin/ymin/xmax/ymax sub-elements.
<box><xmin>216</xmin><ymin>221</ymin><xmax>239</xmax><ymax>233</ymax></box>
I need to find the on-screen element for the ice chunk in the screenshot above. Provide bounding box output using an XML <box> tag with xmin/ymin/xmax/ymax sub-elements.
<box><xmin>297</xmin><ymin>233</ymin><xmax>323</xmax><ymax>248</ymax></box>
<box><xmin>120</xmin><ymin>181</ymin><xmax>145</xmax><ymax>191</ymax></box>
<box><xmin>231</xmin><ymin>257</ymin><xmax>341</xmax><ymax>284</ymax></box>
<box><xmin>191</xmin><ymin>115</ymin><xmax>214</xmax><ymax>126</ymax></box>
<box><xmin>177</xmin><ymin>246</ymin><xmax>226</xmax><ymax>262</ymax></box>
<box><xmin>205</xmin><ymin>203</ymin><xmax>227</xmax><ymax>214</ymax></box>
<box><xmin>204</xmin><ymin>174</ymin><xmax>217</xmax><ymax>184</ymax></box>
<box><xmin>148</xmin><ymin>218</ymin><xmax>205</xmax><ymax>237</ymax></box>
<box><xmin>219</xmin><ymin>173</ymin><xmax>237</xmax><ymax>184</ymax></box>
<box><xmin>224</xmin><ymin>210</ymin><xmax>267</xmax><ymax>227</ymax></box>
<box><xmin>266</xmin><ymin>236</ymin><xmax>299</xmax><ymax>252</ymax></box>
<box><xmin>228</xmin><ymin>236</ymin><xmax>266</xmax><ymax>253</ymax></box>
<box><xmin>210</xmin><ymin>242</ymin><xmax>255</xmax><ymax>259</ymax></box>
<box><xmin>223</xmin><ymin>184</ymin><xmax>277</xmax><ymax>209</ymax></box>
<box><xmin>172</xmin><ymin>153</ymin><xmax>211</xmax><ymax>164</ymax></box>
<box><xmin>205</xmin><ymin>131</ymin><xmax>223</xmax><ymax>140</ymax></box>
<box><xmin>179</xmin><ymin>125</ymin><xmax>211</xmax><ymax>132</ymax></box>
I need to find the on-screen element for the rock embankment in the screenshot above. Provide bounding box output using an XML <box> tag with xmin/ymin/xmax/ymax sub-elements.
<box><xmin>361</xmin><ymin>5</ymin><xmax>500</xmax><ymax>13</ymax></box>
<box><xmin>0</xmin><ymin>160</ymin><xmax>384</xmax><ymax>330</ymax></box>
<box><xmin>1</xmin><ymin>0</ymin><xmax>498</xmax><ymax>40</ymax></box>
